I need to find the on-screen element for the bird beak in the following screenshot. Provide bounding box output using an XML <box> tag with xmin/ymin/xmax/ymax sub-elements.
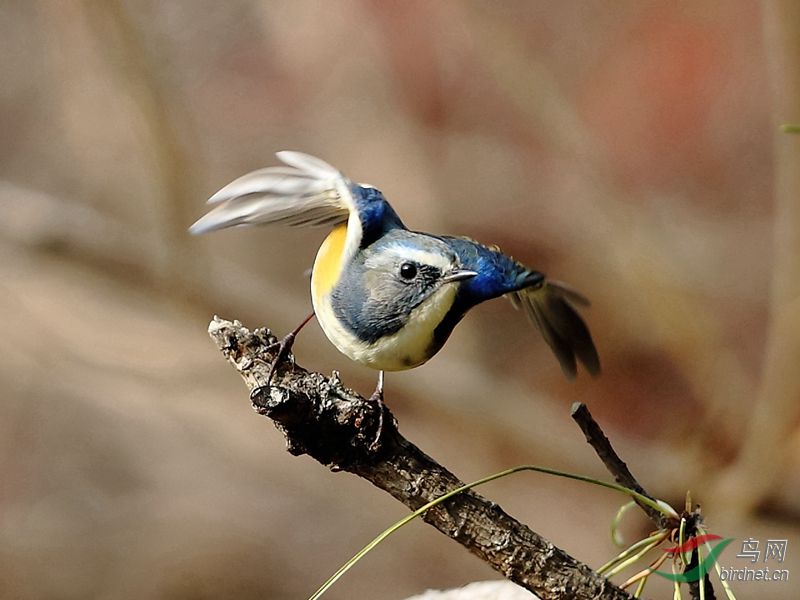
<box><xmin>442</xmin><ymin>269</ymin><xmax>478</xmax><ymax>283</ymax></box>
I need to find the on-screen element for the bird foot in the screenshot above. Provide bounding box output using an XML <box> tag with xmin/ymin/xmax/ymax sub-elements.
<box><xmin>265</xmin><ymin>330</ymin><xmax>298</xmax><ymax>383</ymax></box>
<box><xmin>248</xmin><ymin>331</ymin><xmax>298</xmax><ymax>402</ymax></box>
<box><xmin>366</xmin><ymin>383</ymin><xmax>395</xmax><ymax>453</ymax></box>
<box><xmin>250</xmin><ymin>313</ymin><xmax>316</xmax><ymax>401</ymax></box>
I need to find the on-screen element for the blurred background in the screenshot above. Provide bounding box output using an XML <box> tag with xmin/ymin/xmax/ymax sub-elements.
<box><xmin>2</xmin><ymin>1</ymin><xmax>799</xmax><ymax>598</ymax></box>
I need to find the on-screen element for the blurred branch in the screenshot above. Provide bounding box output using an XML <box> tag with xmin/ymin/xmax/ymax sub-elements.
<box><xmin>83</xmin><ymin>0</ymin><xmax>201</xmax><ymax>292</ymax></box>
<box><xmin>207</xmin><ymin>316</ymin><xmax>634</xmax><ymax>600</ymax></box>
<box><xmin>0</xmin><ymin>181</ymin><xmax>160</xmax><ymax>275</ymax></box>
<box><xmin>459</xmin><ymin>4</ymin><xmax>755</xmax><ymax>445</ymax></box>
<box><xmin>713</xmin><ymin>0</ymin><xmax>800</xmax><ymax>514</ymax></box>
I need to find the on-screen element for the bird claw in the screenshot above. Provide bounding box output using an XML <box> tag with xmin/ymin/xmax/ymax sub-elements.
<box><xmin>366</xmin><ymin>382</ymin><xmax>393</xmax><ymax>453</ymax></box>
<box><xmin>248</xmin><ymin>333</ymin><xmax>297</xmax><ymax>403</ymax></box>
<box><xmin>264</xmin><ymin>331</ymin><xmax>297</xmax><ymax>384</ymax></box>
<box><xmin>249</xmin><ymin>385</ymin><xmax>268</xmax><ymax>402</ymax></box>
<box><xmin>261</xmin><ymin>312</ymin><xmax>315</xmax><ymax>387</ymax></box>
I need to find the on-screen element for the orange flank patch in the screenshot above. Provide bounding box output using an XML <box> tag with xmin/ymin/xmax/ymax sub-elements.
<box><xmin>312</xmin><ymin>224</ymin><xmax>348</xmax><ymax>299</ymax></box>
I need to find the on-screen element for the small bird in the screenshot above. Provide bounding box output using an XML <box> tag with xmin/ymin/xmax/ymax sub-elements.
<box><xmin>190</xmin><ymin>152</ymin><xmax>599</xmax><ymax>410</ymax></box>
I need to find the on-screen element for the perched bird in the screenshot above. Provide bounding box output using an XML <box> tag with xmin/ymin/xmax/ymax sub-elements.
<box><xmin>190</xmin><ymin>152</ymin><xmax>599</xmax><ymax>408</ymax></box>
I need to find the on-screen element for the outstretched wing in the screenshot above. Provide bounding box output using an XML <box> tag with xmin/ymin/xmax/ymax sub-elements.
<box><xmin>189</xmin><ymin>151</ymin><xmax>354</xmax><ymax>234</ymax></box>
<box><xmin>190</xmin><ymin>151</ymin><xmax>405</xmax><ymax>269</ymax></box>
<box><xmin>509</xmin><ymin>281</ymin><xmax>600</xmax><ymax>379</ymax></box>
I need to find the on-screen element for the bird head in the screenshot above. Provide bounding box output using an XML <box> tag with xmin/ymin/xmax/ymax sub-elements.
<box><xmin>329</xmin><ymin>232</ymin><xmax>476</xmax><ymax>345</ymax></box>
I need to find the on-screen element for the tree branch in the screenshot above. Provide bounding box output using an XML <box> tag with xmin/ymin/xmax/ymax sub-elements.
<box><xmin>207</xmin><ymin>316</ymin><xmax>632</xmax><ymax>600</ymax></box>
<box><xmin>570</xmin><ymin>403</ymin><xmax>668</xmax><ymax>528</ymax></box>
<box><xmin>571</xmin><ymin>403</ymin><xmax>714</xmax><ymax>600</ymax></box>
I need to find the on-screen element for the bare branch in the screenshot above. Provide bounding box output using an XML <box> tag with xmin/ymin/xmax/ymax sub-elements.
<box><xmin>570</xmin><ymin>402</ymin><xmax>668</xmax><ymax>529</ymax></box>
<box><xmin>571</xmin><ymin>403</ymin><xmax>715</xmax><ymax>600</ymax></box>
<box><xmin>207</xmin><ymin>317</ymin><xmax>632</xmax><ymax>600</ymax></box>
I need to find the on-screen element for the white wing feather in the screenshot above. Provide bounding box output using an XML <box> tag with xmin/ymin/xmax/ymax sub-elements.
<box><xmin>189</xmin><ymin>151</ymin><xmax>354</xmax><ymax>235</ymax></box>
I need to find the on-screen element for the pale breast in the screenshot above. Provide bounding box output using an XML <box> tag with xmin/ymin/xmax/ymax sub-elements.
<box><xmin>313</xmin><ymin>277</ymin><xmax>458</xmax><ymax>371</ymax></box>
<box><xmin>312</xmin><ymin>224</ymin><xmax>460</xmax><ymax>371</ymax></box>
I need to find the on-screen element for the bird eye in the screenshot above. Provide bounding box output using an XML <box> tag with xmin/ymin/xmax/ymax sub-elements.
<box><xmin>399</xmin><ymin>262</ymin><xmax>418</xmax><ymax>280</ymax></box>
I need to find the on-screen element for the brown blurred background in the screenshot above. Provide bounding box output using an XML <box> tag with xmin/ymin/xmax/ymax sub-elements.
<box><xmin>2</xmin><ymin>1</ymin><xmax>799</xmax><ymax>599</ymax></box>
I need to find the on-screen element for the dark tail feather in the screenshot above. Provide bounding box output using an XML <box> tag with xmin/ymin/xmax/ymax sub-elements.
<box><xmin>512</xmin><ymin>281</ymin><xmax>600</xmax><ymax>379</ymax></box>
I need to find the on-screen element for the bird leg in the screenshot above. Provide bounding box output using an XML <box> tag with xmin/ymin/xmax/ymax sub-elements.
<box><xmin>266</xmin><ymin>312</ymin><xmax>315</xmax><ymax>384</ymax></box>
<box><xmin>367</xmin><ymin>370</ymin><xmax>388</xmax><ymax>451</ymax></box>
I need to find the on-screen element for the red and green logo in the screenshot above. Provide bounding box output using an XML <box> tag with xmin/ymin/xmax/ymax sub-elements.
<box><xmin>654</xmin><ymin>534</ymin><xmax>734</xmax><ymax>582</ymax></box>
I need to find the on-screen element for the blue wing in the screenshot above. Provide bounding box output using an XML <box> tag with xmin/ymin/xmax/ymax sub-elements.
<box><xmin>510</xmin><ymin>280</ymin><xmax>600</xmax><ymax>379</ymax></box>
<box><xmin>189</xmin><ymin>152</ymin><xmax>405</xmax><ymax>262</ymax></box>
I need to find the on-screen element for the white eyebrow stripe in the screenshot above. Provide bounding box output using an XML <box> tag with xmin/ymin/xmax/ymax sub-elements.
<box><xmin>383</xmin><ymin>245</ymin><xmax>454</xmax><ymax>271</ymax></box>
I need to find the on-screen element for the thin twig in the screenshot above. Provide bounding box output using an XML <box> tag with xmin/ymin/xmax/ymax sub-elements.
<box><xmin>570</xmin><ymin>403</ymin><xmax>714</xmax><ymax>600</ymax></box>
<box><xmin>570</xmin><ymin>402</ymin><xmax>670</xmax><ymax>528</ymax></box>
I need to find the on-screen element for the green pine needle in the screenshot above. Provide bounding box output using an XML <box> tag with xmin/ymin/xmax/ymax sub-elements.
<box><xmin>308</xmin><ymin>464</ymin><xmax>677</xmax><ymax>600</ymax></box>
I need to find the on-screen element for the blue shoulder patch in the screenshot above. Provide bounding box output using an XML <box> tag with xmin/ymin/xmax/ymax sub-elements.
<box><xmin>350</xmin><ymin>185</ymin><xmax>406</xmax><ymax>247</ymax></box>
